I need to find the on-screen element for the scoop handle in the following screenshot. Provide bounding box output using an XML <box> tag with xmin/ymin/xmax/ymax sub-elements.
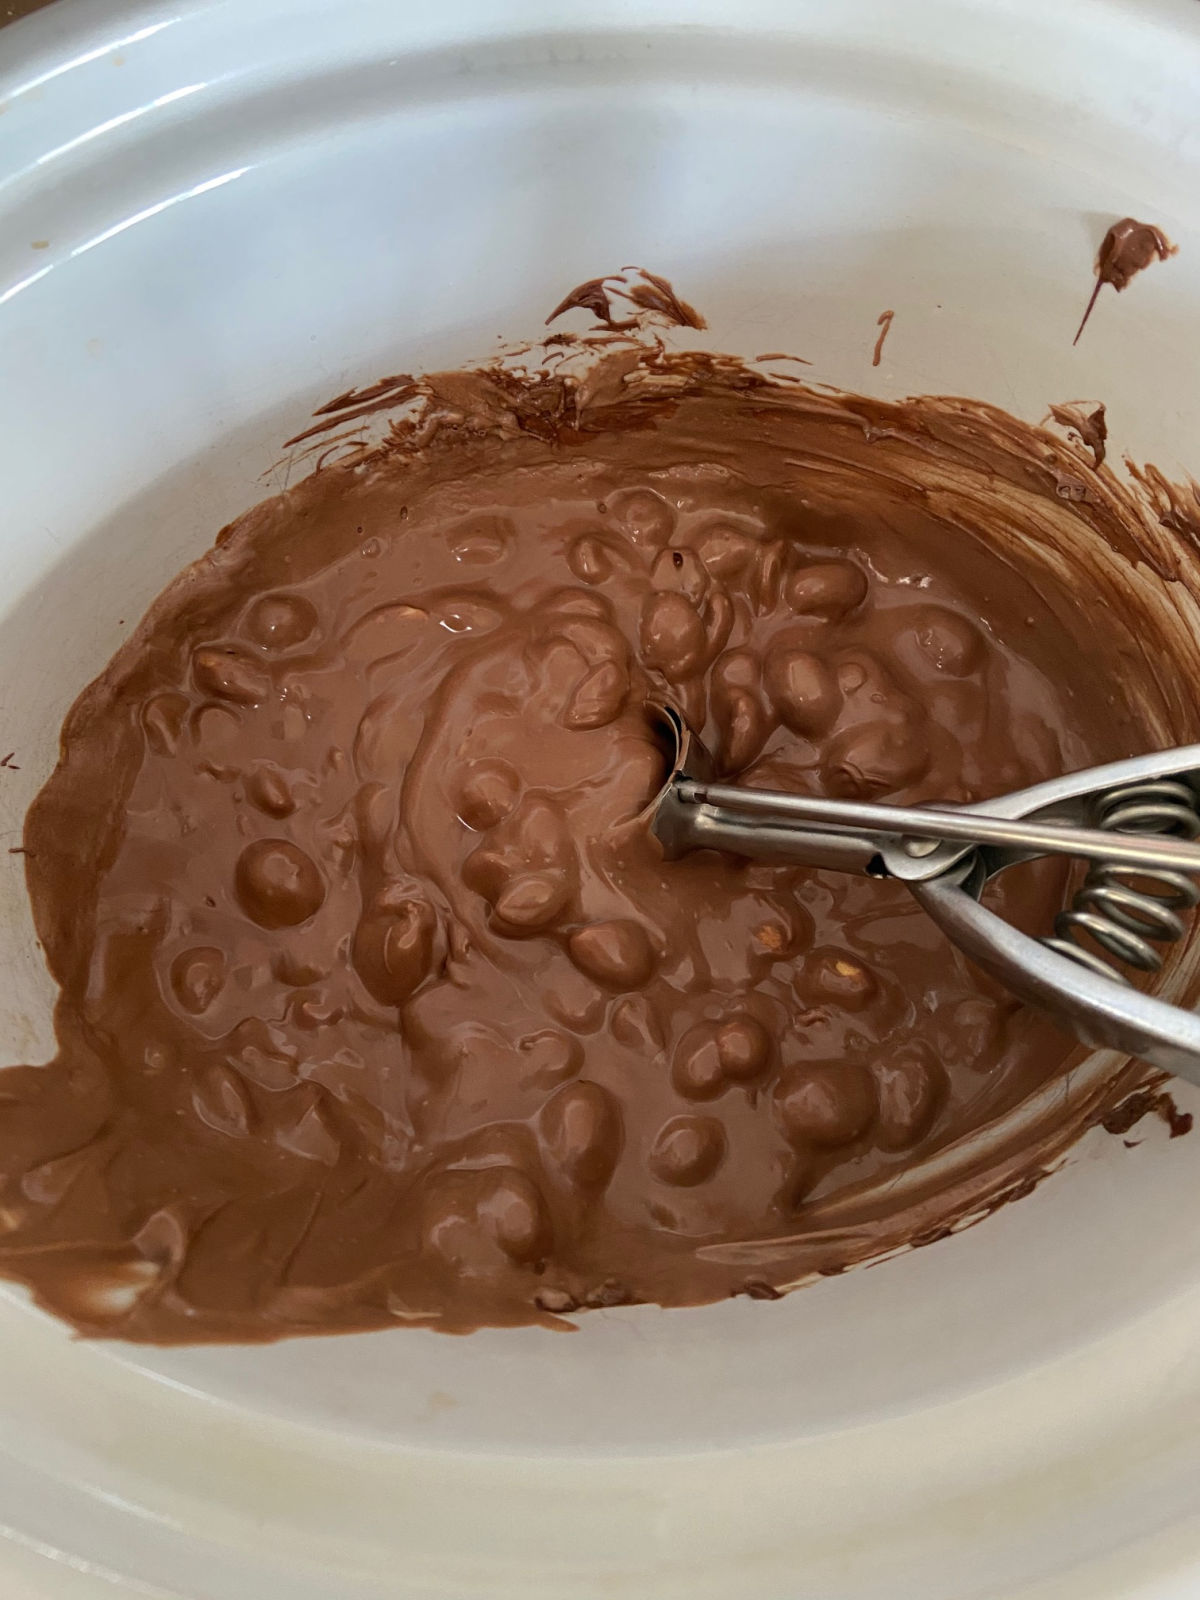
<box><xmin>672</xmin><ymin>779</ymin><xmax>1200</xmax><ymax>880</ymax></box>
<box><xmin>913</xmin><ymin>866</ymin><xmax>1200</xmax><ymax>1083</ymax></box>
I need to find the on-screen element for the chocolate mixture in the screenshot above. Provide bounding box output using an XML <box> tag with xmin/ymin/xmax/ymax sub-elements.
<box><xmin>3</xmin><ymin>327</ymin><xmax>1198</xmax><ymax>1343</ymax></box>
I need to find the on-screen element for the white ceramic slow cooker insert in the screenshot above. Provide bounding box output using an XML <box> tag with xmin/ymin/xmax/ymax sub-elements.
<box><xmin>3</xmin><ymin>2</ymin><xmax>1200</xmax><ymax>1596</ymax></box>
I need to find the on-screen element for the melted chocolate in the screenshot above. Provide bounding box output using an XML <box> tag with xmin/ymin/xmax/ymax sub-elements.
<box><xmin>547</xmin><ymin>267</ymin><xmax>706</xmax><ymax>332</ymax></box>
<box><xmin>4</xmin><ymin>334</ymin><xmax>1199</xmax><ymax>1343</ymax></box>
<box><xmin>871</xmin><ymin>310</ymin><xmax>895</xmax><ymax>368</ymax></box>
<box><xmin>1073</xmin><ymin>217</ymin><xmax>1177</xmax><ymax>344</ymax></box>
<box><xmin>1049</xmin><ymin>401</ymin><xmax>1108</xmax><ymax>470</ymax></box>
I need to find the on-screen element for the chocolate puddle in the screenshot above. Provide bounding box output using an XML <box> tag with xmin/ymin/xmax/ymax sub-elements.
<box><xmin>4</xmin><ymin>307</ymin><xmax>1200</xmax><ymax>1343</ymax></box>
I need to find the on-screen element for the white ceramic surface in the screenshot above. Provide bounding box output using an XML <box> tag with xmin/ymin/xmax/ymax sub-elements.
<box><xmin>4</xmin><ymin>1</ymin><xmax>1200</xmax><ymax>1595</ymax></box>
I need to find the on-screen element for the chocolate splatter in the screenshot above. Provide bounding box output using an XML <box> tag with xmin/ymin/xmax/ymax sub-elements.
<box><xmin>284</xmin><ymin>375</ymin><xmax>419</xmax><ymax>449</ymax></box>
<box><xmin>1102</xmin><ymin>1088</ymin><xmax>1193</xmax><ymax>1139</ymax></box>
<box><xmin>1125</xmin><ymin>461</ymin><xmax>1200</xmax><ymax>559</ymax></box>
<box><xmin>739</xmin><ymin>1280</ymin><xmax>784</xmax><ymax>1300</ymax></box>
<box><xmin>545</xmin><ymin>277</ymin><xmax>619</xmax><ymax>328</ymax></box>
<box><xmin>1074</xmin><ymin>218</ymin><xmax>1177</xmax><ymax>345</ymax></box>
<box><xmin>547</xmin><ymin>268</ymin><xmax>706</xmax><ymax>332</ymax></box>
<box><xmin>1049</xmin><ymin>402</ymin><xmax>1108</xmax><ymax>470</ymax></box>
<box><xmin>621</xmin><ymin>268</ymin><xmax>706</xmax><ymax>329</ymax></box>
<box><xmin>871</xmin><ymin>309</ymin><xmax>895</xmax><ymax>368</ymax></box>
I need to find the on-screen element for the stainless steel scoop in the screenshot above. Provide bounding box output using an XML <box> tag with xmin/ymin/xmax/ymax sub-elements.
<box><xmin>647</xmin><ymin>703</ymin><xmax>1200</xmax><ymax>1082</ymax></box>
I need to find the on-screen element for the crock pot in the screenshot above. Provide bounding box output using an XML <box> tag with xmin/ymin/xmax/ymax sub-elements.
<box><xmin>3</xmin><ymin>3</ymin><xmax>1200</xmax><ymax>1595</ymax></box>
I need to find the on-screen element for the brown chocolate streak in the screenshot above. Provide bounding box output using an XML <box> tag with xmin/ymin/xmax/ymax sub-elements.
<box><xmin>1049</xmin><ymin>402</ymin><xmax>1108</xmax><ymax>470</ymax></box>
<box><xmin>1102</xmin><ymin>1089</ymin><xmax>1193</xmax><ymax>1140</ymax></box>
<box><xmin>1073</xmin><ymin>217</ymin><xmax>1177</xmax><ymax>345</ymax></box>
<box><xmin>547</xmin><ymin>268</ymin><xmax>706</xmax><ymax>332</ymax></box>
<box><xmin>871</xmin><ymin>310</ymin><xmax>895</xmax><ymax>368</ymax></box>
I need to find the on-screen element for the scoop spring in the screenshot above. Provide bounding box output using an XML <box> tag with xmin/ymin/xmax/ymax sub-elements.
<box><xmin>1042</xmin><ymin>780</ymin><xmax>1200</xmax><ymax>985</ymax></box>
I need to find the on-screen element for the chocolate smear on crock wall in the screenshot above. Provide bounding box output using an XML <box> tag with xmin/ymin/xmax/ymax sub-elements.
<box><xmin>871</xmin><ymin>309</ymin><xmax>895</xmax><ymax>368</ymax></box>
<box><xmin>547</xmin><ymin>267</ymin><xmax>706</xmax><ymax>332</ymax></box>
<box><xmin>1073</xmin><ymin>217</ymin><xmax>1177</xmax><ymax>344</ymax></box>
<box><xmin>1048</xmin><ymin>402</ymin><xmax>1108</xmax><ymax>470</ymax></box>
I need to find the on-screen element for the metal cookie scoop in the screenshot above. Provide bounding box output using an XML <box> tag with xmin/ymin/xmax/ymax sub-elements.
<box><xmin>647</xmin><ymin>703</ymin><xmax>1200</xmax><ymax>1082</ymax></box>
